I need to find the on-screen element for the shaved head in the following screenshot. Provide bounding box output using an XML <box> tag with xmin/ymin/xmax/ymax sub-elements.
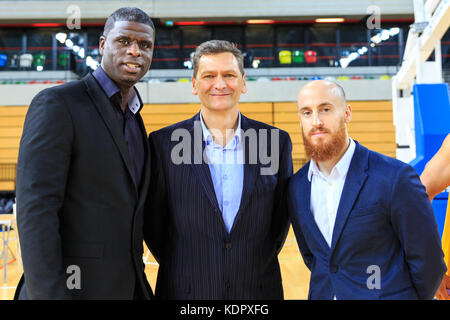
<box><xmin>298</xmin><ymin>80</ymin><xmax>346</xmax><ymax>108</ymax></box>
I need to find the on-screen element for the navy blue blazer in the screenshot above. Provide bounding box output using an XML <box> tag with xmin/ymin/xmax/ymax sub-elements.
<box><xmin>145</xmin><ymin>113</ymin><xmax>293</xmax><ymax>299</ymax></box>
<box><xmin>288</xmin><ymin>141</ymin><xmax>446</xmax><ymax>300</ymax></box>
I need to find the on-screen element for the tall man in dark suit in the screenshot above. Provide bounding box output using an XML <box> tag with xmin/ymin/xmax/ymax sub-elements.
<box><xmin>145</xmin><ymin>40</ymin><xmax>293</xmax><ymax>299</ymax></box>
<box><xmin>15</xmin><ymin>7</ymin><xmax>155</xmax><ymax>299</ymax></box>
<box><xmin>288</xmin><ymin>80</ymin><xmax>446</xmax><ymax>299</ymax></box>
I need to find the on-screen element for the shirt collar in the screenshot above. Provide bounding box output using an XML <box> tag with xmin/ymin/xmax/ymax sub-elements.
<box><xmin>92</xmin><ymin>66</ymin><xmax>143</xmax><ymax>115</ymax></box>
<box><xmin>199</xmin><ymin>110</ymin><xmax>242</xmax><ymax>150</ymax></box>
<box><xmin>307</xmin><ymin>158</ymin><xmax>321</xmax><ymax>182</ymax></box>
<box><xmin>307</xmin><ymin>138</ymin><xmax>356</xmax><ymax>181</ymax></box>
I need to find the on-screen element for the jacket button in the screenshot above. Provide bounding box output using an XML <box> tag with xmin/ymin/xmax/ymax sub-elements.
<box><xmin>330</xmin><ymin>265</ymin><xmax>338</xmax><ymax>273</ymax></box>
<box><xmin>225</xmin><ymin>281</ymin><xmax>231</xmax><ymax>289</ymax></box>
<box><xmin>225</xmin><ymin>243</ymin><xmax>231</xmax><ymax>249</ymax></box>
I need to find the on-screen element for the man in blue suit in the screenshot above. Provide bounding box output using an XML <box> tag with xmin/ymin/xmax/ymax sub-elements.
<box><xmin>145</xmin><ymin>40</ymin><xmax>293</xmax><ymax>299</ymax></box>
<box><xmin>287</xmin><ymin>80</ymin><xmax>446</xmax><ymax>299</ymax></box>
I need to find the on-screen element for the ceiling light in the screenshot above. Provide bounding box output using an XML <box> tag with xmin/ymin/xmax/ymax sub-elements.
<box><xmin>77</xmin><ymin>48</ymin><xmax>85</xmax><ymax>58</ymax></box>
<box><xmin>246</xmin><ymin>20</ymin><xmax>275</xmax><ymax>24</ymax></box>
<box><xmin>389</xmin><ymin>27</ymin><xmax>400</xmax><ymax>36</ymax></box>
<box><xmin>315</xmin><ymin>18</ymin><xmax>345</xmax><ymax>23</ymax></box>
<box><xmin>380</xmin><ymin>29</ymin><xmax>390</xmax><ymax>41</ymax></box>
<box><xmin>65</xmin><ymin>39</ymin><xmax>74</xmax><ymax>48</ymax></box>
<box><xmin>370</xmin><ymin>34</ymin><xmax>381</xmax><ymax>44</ymax></box>
<box><xmin>56</xmin><ymin>33</ymin><xmax>67</xmax><ymax>44</ymax></box>
<box><xmin>349</xmin><ymin>52</ymin><xmax>358</xmax><ymax>59</ymax></box>
<box><xmin>339</xmin><ymin>57</ymin><xmax>351</xmax><ymax>68</ymax></box>
<box><xmin>357</xmin><ymin>46</ymin><xmax>368</xmax><ymax>55</ymax></box>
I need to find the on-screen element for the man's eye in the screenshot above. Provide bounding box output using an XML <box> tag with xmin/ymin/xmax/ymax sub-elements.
<box><xmin>140</xmin><ymin>42</ymin><xmax>151</xmax><ymax>49</ymax></box>
<box><xmin>118</xmin><ymin>39</ymin><xmax>129</xmax><ymax>45</ymax></box>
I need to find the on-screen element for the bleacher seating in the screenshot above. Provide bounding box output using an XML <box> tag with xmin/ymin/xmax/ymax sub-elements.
<box><xmin>0</xmin><ymin>100</ymin><xmax>396</xmax><ymax>191</ymax></box>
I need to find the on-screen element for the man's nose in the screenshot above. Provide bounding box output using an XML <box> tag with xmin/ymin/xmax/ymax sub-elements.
<box><xmin>213</xmin><ymin>75</ymin><xmax>227</xmax><ymax>89</ymax></box>
<box><xmin>127</xmin><ymin>41</ymin><xmax>141</xmax><ymax>56</ymax></box>
<box><xmin>312</xmin><ymin>112</ymin><xmax>323</xmax><ymax>127</ymax></box>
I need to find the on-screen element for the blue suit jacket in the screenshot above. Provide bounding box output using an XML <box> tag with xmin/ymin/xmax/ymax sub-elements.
<box><xmin>145</xmin><ymin>113</ymin><xmax>293</xmax><ymax>299</ymax></box>
<box><xmin>288</xmin><ymin>141</ymin><xmax>446</xmax><ymax>300</ymax></box>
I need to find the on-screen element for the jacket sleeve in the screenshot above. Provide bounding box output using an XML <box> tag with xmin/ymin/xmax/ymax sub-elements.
<box><xmin>287</xmin><ymin>178</ymin><xmax>314</xmax><ymax>271</ymax></box>
<box><xmin>16</xmin><ymin>89</ymin><xmax>73</xmax><ymax>299</ymax></box>
<box><xmin>270</xmin><ymin>130</ymin><xmax>293</xmax><ymax>255</ymax></box>
<box><xmin>390</xmin><ymin>164</ymin><xmax>447</xmax><ymax>300</ymax></box>
<box><xmin>144</xmin><ymin>132</ymin><xmax>169</xmax><ymax>263</ymax></box>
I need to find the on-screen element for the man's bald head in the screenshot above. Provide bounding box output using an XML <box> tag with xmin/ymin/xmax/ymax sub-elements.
<box><xmin>298</xmin><ymin>80</ymin><xmax>347</xmax><ymax>108</ymax></box>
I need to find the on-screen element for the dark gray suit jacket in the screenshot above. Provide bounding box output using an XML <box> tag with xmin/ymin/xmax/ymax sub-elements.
<box><xmin>15</xmin><ymin>73</ymin><xmax>153</xmax><ymax>299</ymax></box>
<box><xmin>145</xmin><ymin>113</ymin><xmax>293</xmax><ymax>299</ymax></box>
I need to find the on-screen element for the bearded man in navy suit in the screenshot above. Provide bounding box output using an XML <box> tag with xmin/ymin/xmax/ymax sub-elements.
<box><xmin>287</xmin><ymin>80</ymin><xmax>445</xmax><ymax>300</ymax></box>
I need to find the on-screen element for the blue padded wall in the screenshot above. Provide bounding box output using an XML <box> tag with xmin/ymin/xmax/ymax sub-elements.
<box><xmin>410</xmin><ymin>83</ymin><xmax>450</xmax><ymax>237</ymax></box>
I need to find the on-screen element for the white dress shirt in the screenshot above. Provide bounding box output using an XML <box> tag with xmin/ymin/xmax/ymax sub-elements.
<box><xmin>308</xmin><ymin>138</ymin><xmax>356</xmax><ymax>248</ymax></box>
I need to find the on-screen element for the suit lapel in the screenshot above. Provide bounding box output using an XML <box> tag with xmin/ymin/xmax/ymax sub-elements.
<box><xmin>233</xmin><ymin>115</ymin><xmax>260</xmax><ymax>220</ymax></box>
<box><xmin>135</xmin><ymin>112</ymin><xmax>151</xmax><ymax>205</ymax></box>
<box><xmin>189</xmin><ymin>113</ymin><xmax>221</xmax><ymax>213</ymax></box>
<box><xmin>83</xmin><ymin>74</ymin><xmax>137</xmax><ymax>196</ymax></box>
<box><xmin>330</xmin><ymin>142</ymin><xmax>369</xmax><ymax>251</ymax></box>
<box><xmin>299</xmin><ymin>163</ymin><xmax>331</xmax><ymax>250</ymax></box>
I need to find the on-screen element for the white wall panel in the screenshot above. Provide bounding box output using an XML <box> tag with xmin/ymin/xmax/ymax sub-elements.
<box><xmin>1</xmin><ymin>0</ymin><xmax>413</xmax><ymax>20</ymax></box>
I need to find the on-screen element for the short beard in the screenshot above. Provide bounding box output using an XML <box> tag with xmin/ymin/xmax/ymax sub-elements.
<box><xmin>302</xmin><ymin>120</ymin><xmax>348</xmax><ymax>162</ymax></box>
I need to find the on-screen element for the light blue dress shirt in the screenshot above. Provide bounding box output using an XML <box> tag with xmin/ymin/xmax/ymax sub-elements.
<box><xmin>200</xmin><ymin>111</ymin><xmax>244</xmax><ymax>233</ymax></box>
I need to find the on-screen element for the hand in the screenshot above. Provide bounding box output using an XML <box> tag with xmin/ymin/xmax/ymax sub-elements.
<box><xmin>436</xmin><ymin>274</ymin><xmax>450</xmax><ymax>300</ymax></box>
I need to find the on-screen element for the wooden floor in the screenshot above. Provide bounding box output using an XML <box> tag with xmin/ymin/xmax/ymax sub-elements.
<box><xmin>0</xmin><ymin>226</ymin><xmax>310</xmax><ymax>300</ymax></box>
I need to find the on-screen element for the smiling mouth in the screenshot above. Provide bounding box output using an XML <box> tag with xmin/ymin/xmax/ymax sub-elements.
<box><xmin>122</xmin><ymin>63</ymin><xmax>141</xmax><ymax>73</ymax></box>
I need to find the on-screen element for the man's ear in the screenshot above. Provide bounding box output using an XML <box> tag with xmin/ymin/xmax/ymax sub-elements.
<box><xmin>241</xmin><ymin>73</ymin><xmax>247</xmax><ymax>94</ymax></box>
<box><xmin>192</xmin><ymin>76</ymin><xmax>198</xmax><ymax>95</ymax></box>
<box><xmin>345</xmin><ymin>103</ymin><xmax>352</xmax><ymax>123</ymax></box>
<box><xmin>99</xmin><ymin>36</ymin><xmax>106</xmax><ymax>56</ymax></box>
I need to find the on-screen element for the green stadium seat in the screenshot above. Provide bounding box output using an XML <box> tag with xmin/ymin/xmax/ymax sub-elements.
<box><xmin>58</xmin><ymin>52</ymin><xmax>70</xmax><ymax>68</ymax></box>
<box><xmin>33</xmin><ymin>53</ymin><xmax>46</xmax><ymax>68</ymax></box>
<box><xmin>292</xmin><ymin>50</ymin><xmax>304</xmax><ymax>64</ymax></box>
